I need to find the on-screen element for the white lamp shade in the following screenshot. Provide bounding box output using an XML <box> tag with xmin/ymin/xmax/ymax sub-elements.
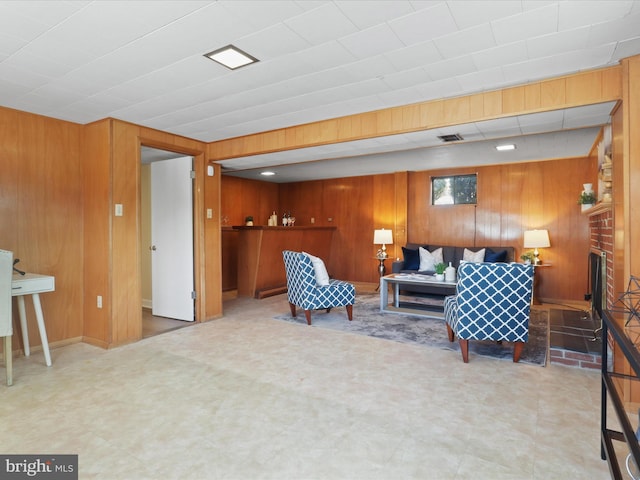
<box><xmin>523</xmin><ymin>229</ymin><xmax>550</xmax><ymax>248</ymax></box>
<box><xmin>373</xmin><ymin>229</ymin><xmax>393</xmax><ymax>245</ymax></box>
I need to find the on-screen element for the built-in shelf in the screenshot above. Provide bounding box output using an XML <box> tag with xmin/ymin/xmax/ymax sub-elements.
<box><xmin>583</xmin><ymin>201</ymin><xmax>612</xmax><ymax>216</ymax></box>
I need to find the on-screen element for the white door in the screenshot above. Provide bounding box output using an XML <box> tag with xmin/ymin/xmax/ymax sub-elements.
<box><xmin>150</xmin><ymin>156</ymin><xmax>194</xmax><ymax>321</ymax></box>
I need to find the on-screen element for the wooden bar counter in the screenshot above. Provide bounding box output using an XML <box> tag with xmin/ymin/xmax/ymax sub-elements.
<box><xmin>232</xmin><ymin>225</ymin><xmax>336</xmax><ymax>298</ymax></box>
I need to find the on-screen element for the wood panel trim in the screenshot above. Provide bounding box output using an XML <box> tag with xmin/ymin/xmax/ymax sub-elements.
<box><xmin>99</xmin><ymin>120</ymin><xmax>218</xmax><ymax>346</ymax></box>
<box><xmin>209</xmin><ymin>65</ymin><xmax>622</xmax><ymax>160</ymax></box>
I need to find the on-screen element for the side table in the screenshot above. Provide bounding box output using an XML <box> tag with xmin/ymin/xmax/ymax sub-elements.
<box><xmin>532</xmin><ymin>264</ymin><xmax>551</xmax><ymax>305</ymax></box>
<box><xmin>375</xmin><ymin>256</ymin><xmax>388</xmax><ymax>292</ymax></box>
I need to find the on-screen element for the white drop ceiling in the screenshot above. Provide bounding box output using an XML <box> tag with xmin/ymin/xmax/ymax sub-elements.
<box><xmin>2</xmin><ymin>1</ymin><xmax>639</xmax><ymax>182</ymax></box>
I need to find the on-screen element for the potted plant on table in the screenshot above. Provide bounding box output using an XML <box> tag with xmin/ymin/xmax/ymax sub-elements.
<box><xmin>434</xmin><ymin>262</ymin><xmax>446</xmax><ymax>281</ymax></box>
<box><xmin>245</xmin><ymin>215</ymin><xmax>254</xmax><ymax>226</ymax></box>
<box><xmin>520</xmin><ymin>251</ymin><xmax>535</xmax><ymax>265</ymax></box>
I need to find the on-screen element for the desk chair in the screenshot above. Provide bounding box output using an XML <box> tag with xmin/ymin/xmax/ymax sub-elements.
<box><xmin>0</xmin><ymin>249</ymin><xmax>13</xmax><ymax>385</ymax></box>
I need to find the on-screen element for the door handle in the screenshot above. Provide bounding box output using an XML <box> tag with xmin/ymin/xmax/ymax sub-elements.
<box><xmin>150</xmin><ymin>245</ymin><xmax>157</xmax><ymax>251</ymax></box>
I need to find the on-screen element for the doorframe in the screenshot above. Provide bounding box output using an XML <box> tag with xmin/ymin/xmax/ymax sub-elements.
<box><xmin>139</xmin><ymin>139</ymin><xmax>207</xmax><ymax>325</ymax></box>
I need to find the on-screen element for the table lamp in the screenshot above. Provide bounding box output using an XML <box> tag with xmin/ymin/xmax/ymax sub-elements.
<box><xmin>373</xmin><ymin>229</ymin><xmax>393</xmax><ymax>259</ymax></box>
<box><xmin>523</xmin><ymin>229</ymin><xmax>550</xmax><ymax>265</ymax></box>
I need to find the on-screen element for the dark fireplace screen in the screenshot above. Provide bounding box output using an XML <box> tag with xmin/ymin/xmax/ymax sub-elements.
<box><xmin>589</xmin><ymin>250</ymin><xmax>607</xmax><ymax>322</ymax></box>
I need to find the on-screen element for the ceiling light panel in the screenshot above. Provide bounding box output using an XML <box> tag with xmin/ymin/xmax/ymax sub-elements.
<box><xmin>204</xmin><ymin>45</ymin><xmax>258</xmax><ymax>70</ymax></box>
<box><xmin>496</xmin><ymin>144</ymin><xmax>516</xmax><ymax>151</ymax></box>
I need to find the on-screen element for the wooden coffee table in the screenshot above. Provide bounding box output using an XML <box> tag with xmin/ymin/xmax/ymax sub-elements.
<box><xmin>379</xmin><ymin>273</ymin><xmax>456</xmax><ymax>319</ymax></box>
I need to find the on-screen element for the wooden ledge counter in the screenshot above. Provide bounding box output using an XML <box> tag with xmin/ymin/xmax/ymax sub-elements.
<box><xmin>232</xmin><ymin>226</ymin><xmax>336</xmax><ymax>298</ymax></box>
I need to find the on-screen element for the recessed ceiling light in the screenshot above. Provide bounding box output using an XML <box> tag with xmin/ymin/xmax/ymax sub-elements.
<box><xmin>260</xmin><ymin>171</ymin><xmax>276</xmax><ymax>176</ymax></box>
<box><xmin>496</xmin><ymin>144</ymin><xmax>516</xmax><ymax>151</ymax></box>
<box><xmin>204</xmin><ymin>45</ymin><xmax>259</xmax><ymax>70</ymax></box>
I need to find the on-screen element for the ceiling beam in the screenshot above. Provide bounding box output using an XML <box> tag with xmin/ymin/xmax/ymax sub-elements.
<box><xmin>209</xmin><ymin>65</ymin><xmax>621</xmax><ymax>162</ymax></box>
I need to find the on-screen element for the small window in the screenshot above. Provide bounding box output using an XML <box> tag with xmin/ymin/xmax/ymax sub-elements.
<box><xmin>432</xmin><ymin>174</ymin><xmax>477</xmax><ymax>205</ymax></box>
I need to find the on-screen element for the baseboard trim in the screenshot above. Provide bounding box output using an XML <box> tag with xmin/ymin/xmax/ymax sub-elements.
<box><xmin>6</xmin><ymin>336</ymin><xmax>83</xmax><ymax>356</ymax></box>
<box><xmin>256</xmin><ymin>286</ymin><xmax>287</xmax><ymax>298</ymax></box>
<box><xmin>81</xmin><ymin>336</ymin><xmax>110</xmax><ymax>349</ymax></box>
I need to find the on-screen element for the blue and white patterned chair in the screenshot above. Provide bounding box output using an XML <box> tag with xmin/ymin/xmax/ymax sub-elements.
<box><xmin>443</xmin><ymin>262</ymin><xmax>534</xmax><ymax>363</ymax></box>
<box><xmin>282</xmin><ymin>250</ymin><xmax>355</xmax><ymax>325</ymax></box>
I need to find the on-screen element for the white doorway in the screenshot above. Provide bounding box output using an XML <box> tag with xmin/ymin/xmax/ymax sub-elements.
<box><xmin>141</xmin><ymin>148</ymin><xmax>195</xmax><ymax>330</ymax></box>
<box><xmin>150</xmin><ymin>155</ymin><xmax>195</xmax><ymax>321</ymax></box>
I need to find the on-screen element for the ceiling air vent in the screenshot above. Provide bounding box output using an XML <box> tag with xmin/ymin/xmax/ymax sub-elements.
<box><xmin>438</xmin><ymin>134</ymin><xmax>463</xmax><ymax>142</ymax></box>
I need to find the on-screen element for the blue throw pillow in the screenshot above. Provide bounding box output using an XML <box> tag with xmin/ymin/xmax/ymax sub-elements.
<box><xmin>402</xmin><ymin>247</ymin><xmax>420</xmax><ymax>270</ymax></box>
<box><xmin>485</xmin><ymin>249</ymin><xmax>507</xmax><ymax>263</ymax></box>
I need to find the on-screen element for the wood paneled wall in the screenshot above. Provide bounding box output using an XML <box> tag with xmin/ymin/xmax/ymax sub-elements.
<box><xmin>1</xmin><ymin>110</ymin><xmax>222</xmax><ymax>353</ymax></box>
<box><xmin>0</xmin><ymin>106</ymin><xmax>84</xmax><ymax>353</ymax></box>
<box><xmin>82</xmin><ymin>119</ymin><xmax>218</xmax><ymax>348</ymax></box>
<box><xmin>621</xmin><ymin>55</ymin><xmax>640</xmax><ymax>291</ymax></box>
<box><xmin>221</xmin><ymin>228</ymin><xmax>238</xmax><ymax>291</ymax></box>
<box><xmin>220</xmin><ymin>176</ymin><xmax>278</xmax><ymax>227</ymax></box>
<box><xmin>221</xmin><ymin>174</ymin><xmax>398</xmax><ymax>288</ymax></box>
<box><xmin>408</xmin><ymin>158</ymin><xmax>597</xmax><ymax>301</ymax></box>
<box><xmin>222</xmin><ymin>155</ymin><xmax>597</xmax><ymax>302</ymax></box>
<box><xmin>82</xmin><ymin>119</ymin><xmax>112</xmax><ymax>347</ymax></box>
<box><xmin>278</xmin><ymin>174</ymin><xmax>399</xmax><ymax>282</ymax></box>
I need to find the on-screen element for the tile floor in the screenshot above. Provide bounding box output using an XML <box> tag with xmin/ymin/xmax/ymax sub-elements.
<box><xmin>2</xmin><ymin>289</ymin><xmax>617</xmax><ymax>479</ymax></box>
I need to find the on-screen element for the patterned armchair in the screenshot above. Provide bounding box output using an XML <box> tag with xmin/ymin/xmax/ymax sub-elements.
<box><xmin>443</xmin><ymin>262</ymin><xmax>534</xmax><ymax>363</ymax></box>
<box><xmin>282</xmin><ymin>250</ymin><xmax>355</xmax><ymax>325</ymax></box>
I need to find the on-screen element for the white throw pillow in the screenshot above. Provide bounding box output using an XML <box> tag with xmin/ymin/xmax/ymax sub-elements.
<box><xmin>463</xmin><ymin>248</ymin><xmax>485</xmax><ymax>263</ymax></box>
<box><xmin>302</xmin><ymin>252</ymin><xmax>330</xmax><ymax>286</ymax></box>
<box><xmin>418</xmin><ymin>247</ymin><xmax>443</xmax><ymax>271</ymax></box>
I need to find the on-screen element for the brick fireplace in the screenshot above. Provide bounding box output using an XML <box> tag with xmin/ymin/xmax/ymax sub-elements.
<box><xmin>548</xmin><ymin>206</ymin><xmax>612</xmax><ymax>369</ymax></box>
<box><xmin>589</xmin><ymin>208</ymin><xmax>614</xmax><ymax>311</ymax></box>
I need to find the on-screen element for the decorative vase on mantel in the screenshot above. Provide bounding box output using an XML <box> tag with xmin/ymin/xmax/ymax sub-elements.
<box><xmin>579</xmin><ymin>184</ymin><xmax>596</xmax><ymax>211</ymax></box>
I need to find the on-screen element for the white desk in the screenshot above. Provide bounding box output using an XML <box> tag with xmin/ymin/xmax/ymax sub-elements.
<box><xmin>11</xmin><ymin>272</ymin><xmax>55</xmax><ymax>367</ymax></box>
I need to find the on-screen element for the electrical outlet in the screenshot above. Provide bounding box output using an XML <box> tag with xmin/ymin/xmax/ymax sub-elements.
<box><xmin>97</xmin><ymin>295</ymin><xmax>102</xmax><ymax>309</ymax></box>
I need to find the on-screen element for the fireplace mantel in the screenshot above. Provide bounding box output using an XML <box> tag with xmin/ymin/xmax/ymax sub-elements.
<box><xmin>582</xmin><ymin>201</ymin><xmax>612</xmax><ymax>216</ymax></box>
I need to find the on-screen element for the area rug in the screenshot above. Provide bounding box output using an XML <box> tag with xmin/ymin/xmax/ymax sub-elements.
<box><xmin>273</xmin><ymin>294</ymin><xmax>548</xmax><ymax>366</ymax></box>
